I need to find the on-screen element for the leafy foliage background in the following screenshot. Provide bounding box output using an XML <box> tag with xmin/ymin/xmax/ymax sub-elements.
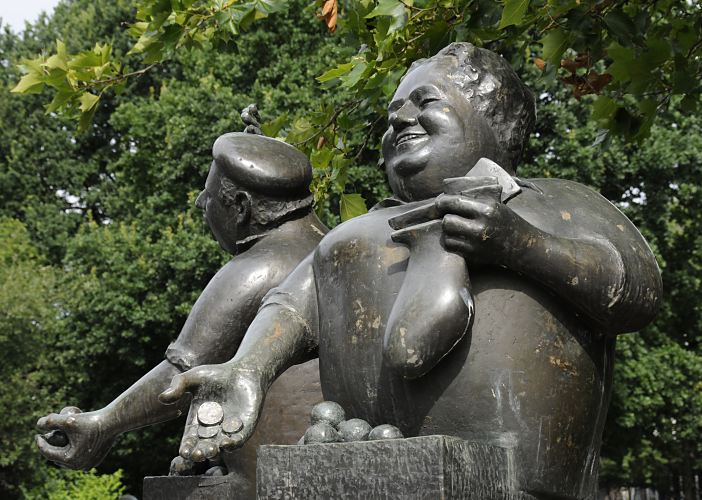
<box><xmin>1</xmin><ymin>0</ymin><xmax>701</xmax><ymax>498</ymax></box>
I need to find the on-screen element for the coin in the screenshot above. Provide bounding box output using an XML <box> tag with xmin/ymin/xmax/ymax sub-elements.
<box><xmin>197</xmin><ymin>402</ymin><xmax>224</xmax><ymax>426</ymax></box>
<box><xmin>221</xmin><ymin>417</ymin><xmax>243</xmax><ymax>434</ymax></box>
<box><xmin>198</xmin><ymin>425</ymin><xmax>219</xmax><ymax>439</ymax></box>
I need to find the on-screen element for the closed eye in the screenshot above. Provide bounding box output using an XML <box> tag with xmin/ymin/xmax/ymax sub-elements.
<box><xmin>419</xmin><ymin>97</ymin><xmax>440</xmax><ymax>107</ymax></box>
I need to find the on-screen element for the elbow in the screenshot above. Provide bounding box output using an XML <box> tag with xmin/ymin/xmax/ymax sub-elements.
<box><xmin>603</xmin><ymin>261</ymin><xmax>663</xmax><ymax>335</ymax></box>
<box><xmin>382</xmin><ymin>343</ymin><xmax>432</xmax><ymax>380</ymax></box>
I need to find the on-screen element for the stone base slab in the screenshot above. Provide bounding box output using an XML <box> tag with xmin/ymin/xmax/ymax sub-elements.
<box><xmin>256</xmin><ymin>435</ymin><xmax>533</xmax><ymax>499</ymax></box>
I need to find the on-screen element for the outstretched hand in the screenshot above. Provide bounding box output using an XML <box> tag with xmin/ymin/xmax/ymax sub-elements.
<box><xmin>159</xmin><ymin>362</ymin><xmax>264</xmax><ymax>463</ymax></box>
<box><xmin>36</xmin><ymin>406</ymin><xmax>116</xmax><ymax>470</ymax></box>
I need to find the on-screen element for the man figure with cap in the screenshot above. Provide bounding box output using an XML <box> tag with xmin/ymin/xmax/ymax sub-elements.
<box><xmin>35</xmin><ymin>125</ymin><xmax>327</xmax><ymax>487</ymax></box>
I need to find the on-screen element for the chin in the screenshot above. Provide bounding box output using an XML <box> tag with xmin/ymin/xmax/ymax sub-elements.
<box><xmin>388</xmin><ymin>170</ymin><xmax>438</xmax><ymax>202</ymax></box>
<box><xmin>388</xmin><ymin>145</ymin><xmax>431</xmax><ymax>174</ymax></box>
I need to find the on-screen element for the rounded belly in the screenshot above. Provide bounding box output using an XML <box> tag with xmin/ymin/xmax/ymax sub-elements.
<box><xmin>321</xmin><ymin>268</ymin><xmax>613</xmax><ymax>499</ymax></box>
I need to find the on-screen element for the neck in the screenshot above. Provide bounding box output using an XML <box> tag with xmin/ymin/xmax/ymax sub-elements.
<box><xmin>268</xmin><ymin>210</ymin><xmax>326</xmax><ymax>239</ymax></box>
<box><xmin>236</xmin><ymin>209</ymin><xmax>326</xmax><ymax>253</ymax></box>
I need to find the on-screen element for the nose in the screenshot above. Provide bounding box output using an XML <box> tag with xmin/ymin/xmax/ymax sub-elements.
<box><xmin>195</xmin><ymin>190</ymin><xmax>206</xmax><ymax>210</ymax></box>
<box><xmin>389</xmin><ymin>101</ymin><xmax>418</xmax><ymax>130</ymax></box>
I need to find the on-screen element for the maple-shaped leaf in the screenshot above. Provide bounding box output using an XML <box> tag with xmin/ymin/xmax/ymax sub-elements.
<box><xmin>319</xmin><ymin>0</ymin><xmax>338</xmax><ymax>33</ymax></box>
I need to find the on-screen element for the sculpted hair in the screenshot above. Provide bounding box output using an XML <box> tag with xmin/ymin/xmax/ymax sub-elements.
<box><xmin>219</xmin><ymin>175</ymin><xmax>313</xmax><ymax>227</ymax></box>
<box><xmin>406</xmin><ymin>42</ymin><xmax>536</xmax><ymax>170</ymax></box>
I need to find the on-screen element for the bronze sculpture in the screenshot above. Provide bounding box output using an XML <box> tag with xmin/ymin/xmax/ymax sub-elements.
<box><xmin>35</xmin><ymin>127</ymin><xmax>327</xmax><ymax>487</ymax></box>
<box><xmin>159</xmin><ymin>43</ymin><xmax>662</xmax><ymax>499</ymax></box>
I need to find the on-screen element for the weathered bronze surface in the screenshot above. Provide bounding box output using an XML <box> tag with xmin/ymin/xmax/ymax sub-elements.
<box><xmin>35</xmin><ymin>126</ymin><xmax>326</xmax><ymax>484</ymax></box>
<box><xmin>160</xmin><ymin>43</ymin><xmax>662</xmax><ymax>499</ymax></box>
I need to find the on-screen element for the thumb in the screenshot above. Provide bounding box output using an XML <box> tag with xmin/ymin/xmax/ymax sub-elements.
<box><xmin>159</xmin><ymin>372</ymin><xmax>194</xmax><ymax>404</ymax></box>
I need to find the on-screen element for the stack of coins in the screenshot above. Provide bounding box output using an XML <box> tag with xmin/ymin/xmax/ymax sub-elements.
<box><xmin>196</xmin><ymin>402</ymin><xmax>224</xmax><ymax>439</ymax></box>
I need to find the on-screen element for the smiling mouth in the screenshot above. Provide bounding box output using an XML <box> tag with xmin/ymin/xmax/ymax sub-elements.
<box><xmin>395</xmin><ymin>132</ymin><xmax>427</xmax><ymax>146</ymax></box>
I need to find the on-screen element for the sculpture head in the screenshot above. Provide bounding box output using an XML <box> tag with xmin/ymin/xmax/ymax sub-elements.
<box><xmin>382</xmin><ymin>43</ymin><xmax>536</xmax><ymax>202</ymax></box>
<box><xmin>196</xmin><ymin>133</ymin><xmax>313</xmax><ymax>254</ymax></box>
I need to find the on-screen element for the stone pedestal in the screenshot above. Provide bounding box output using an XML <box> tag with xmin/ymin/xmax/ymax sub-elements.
<box><xmin>143</xmin><ymin>471</ymin><xmax>252</xmax><ymax>500</ymax></box>
<box><xmin>256</xmin><ymin>435</ymin><xmax>533</xmax><ymax>499</ymax></box>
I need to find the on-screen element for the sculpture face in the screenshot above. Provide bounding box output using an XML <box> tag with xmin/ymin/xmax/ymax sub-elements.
<box><xmin>195</xmin><ymin>162</ymin><xmax>247</xmax><ymax>254</ymax></box>
<box><xmin>381</xmin><ymin>58</ymin><xmax>502</xmax><ymax>202</ymax></box>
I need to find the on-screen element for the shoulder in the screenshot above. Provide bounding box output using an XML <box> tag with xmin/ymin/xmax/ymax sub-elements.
<box><xmin>511</xmin><ymin>178</ymin><xmax>636</xmax><ymax>238</ymax></box>
<box><xmin>208</xmin><ymin>248</ymin><xmax>279</xmax><ymax>293</ymax></box>
<box><xmin>315</xmin><ymin>202</ymin><xmax>420</xmax><ymax>258</ymax></box>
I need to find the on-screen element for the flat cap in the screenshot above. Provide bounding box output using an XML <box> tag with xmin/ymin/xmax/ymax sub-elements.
<box><xmin>213</xmin><ymin>133</ymin><xmax>312</xmax><ymax>197</ymax></box>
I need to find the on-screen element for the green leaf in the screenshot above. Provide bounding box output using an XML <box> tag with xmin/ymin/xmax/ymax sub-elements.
<box><xmin>591</xmin><ymin>95</ymin><xmax>617</xmax><ymax>125</ymax></box>
<box><xmin>645</xmin><ymin>37</ymin><xmax>671</xmax><ymax>66</ymax></box>
<box><xmin>310</xmin><ymin>148</ymin><xmax>335</xmax><ymax>170</ymax></box>
<box><xmin>341</xmin><ymin>61</ymin><xmax>368</xmax><ymax>88</ymax></box>
<box><xmin>679</xmin><ymin>94</ymin><xmax>698</xmax><ymax>114</ymax></box>
<box><xmin>340</xmin><ymin>193</ymin><xmax>368</xmax><ymax>222</ymax></box>
<box><xmin>11</xmin><ymin>72</ymin><xmax>45</xmax><ymax>94</ymax></box>
<box><xmin>365</xmin><ymin>0</ymin><xmax>403</xmax><ymax>18</ymax></box>
<box><xmin>499</xmin><ymin>0</ymin><xmax>529</xmax><ymax>29</ymax></box>
<box><xmin>67</xmin><ymin>48</ymin><xmax>102</xmax><ymax>69</ymax></box>
<box><xmin>78</xmin><ymin>104</ymin><xmax>98</xmax><ymax>133</ymax></box>
<box><xmin>261</xmin><ymin>113</ymin><xmax>288</xmax><ymax>138</ymax></box>
<box><xmin>46</xmin><ymin>89</ymin><xmax>76</xmax><ymax>113</ymax></box>
<box><xmin>45</xmin><ymin>53</ymin><xmax>68</xmax><ymax>71</ymax></box>
<box><xmin>317</xmin><ymin>63</ymin><xmax>354</xmax><ymax>82</ymax></box>
<box><xmin>78</xmin><ymin>92</ymin><xmax>100</xmax><ymax>113</ymax></box>
<box><xmin>540</xmin><ymin>29</ymin><xmax>569</xmax><ymax>66</ymax></box>
<box><xmin>606</xmin><ymin>42</ymin><xmax>636</xmax><ymax>83</ymax></box>
<box><xmin>127</xmin><ymin>21</ymin><xmax>149</xmax><ymax>38</ymax></box>
<box><xmin>604</xmin><ymin>9</ymin><xmax>637</xmax><ymax>45</ymax></box>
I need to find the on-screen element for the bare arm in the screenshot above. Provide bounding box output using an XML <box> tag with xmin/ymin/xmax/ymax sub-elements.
<box><xmin>434</xmin><ymin>180</ymin><xmax>662</xmax><ymax>334</ymax></box>
<box><xmin>36</xmin><ymin>253</ymin><xmax>274</xmax><ymax>469</ymax></box>
<box><xmin>159</xmin><ymin>254</ymin><xmax>320</xmax><ymax>462</ymax></box>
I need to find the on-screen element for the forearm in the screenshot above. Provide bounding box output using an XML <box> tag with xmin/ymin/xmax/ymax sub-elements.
<box><xmin>100</xmin><ymin>361</ymin><xmax>190</xmax><ymax>435</ymax></box>
<box><xmin>502</xmin><ymin>228</ymin><xmax>626</xmax><ymax>332</ymax></box>
<box><xmin>229</xmin><ymin>304</ymin><xmax>318</xmax><ymax>390</ymax></box>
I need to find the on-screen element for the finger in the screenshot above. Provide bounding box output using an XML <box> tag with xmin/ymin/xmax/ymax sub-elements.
<box><xmin>220</xmin><ymin>433</ymin><xmax>244</xmax><ymax>450</ymax></box>
<box><xmin>459</xmin><ymin>183</ymin><xmax>503</xmax><ymax>201</ymax></box>
<box><xmin>442</xmin><ymin>214</ymin><xmax>484</xmax><ymax>239</ymax></box>
<box><xmin>180</xmin><ymin>436</ymin><xmax>197</xmax><ymax>459</ymax></box>
<box><xmin>202</xmin><ymin>441</ymin><xmax>219</xmax><ymax>460</ymax></box>
<box><xmin>191</xmin><ymin>446</ymin><xmax>206</xmax><ymax>463</ymax></box>
<box><xmin>170</xmin><ymin>456</ymin><xmax>195</xmax><ymax>476</ymax></box>
<box><xmin>387</xmin><ymin>202</ymin><xmax>437</xmax><ymax>230</ymax></box>
<box><xmin>443</xmin><ymin>175</ymin><xmax>498</xmax><ymax>195</ymax></box>
<box><xmin>60</xmin><ymin>406</ymin><xmax>82</xmax><ymax>415</ymax></box>
<box><xmin>442</xmin><ymin>235</ymin><xmax>474</xmax><ymax>256</ymax></box>
<box><xmin>37</xmin><ymin>413</ymin><xmax>69</xmax><ymax>432</ymax></box>
<box><xmin>391</xmin><ymin>220</ymin><xmax>441</xmax><ymax>245</ymax></box>
<box><xmin>160</xmin><ymin>371</ymin><xmax>203</xmax><ymax>404</ymax></box>
<box><xmin>436</xmin><ymin>195</ymin><xmax>487</xmax><ymax>219</ymax></box>
<box><xmin>36</xmin><ymin>434</ymin><xmax>70</xmax><ymax>463</ymax></box>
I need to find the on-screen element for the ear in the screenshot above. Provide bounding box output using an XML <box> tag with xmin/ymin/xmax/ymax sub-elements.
<box><xmin>233</xmin><ymin>190</ymin><xmax>251</xmax><ymax>226</ymax></box>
